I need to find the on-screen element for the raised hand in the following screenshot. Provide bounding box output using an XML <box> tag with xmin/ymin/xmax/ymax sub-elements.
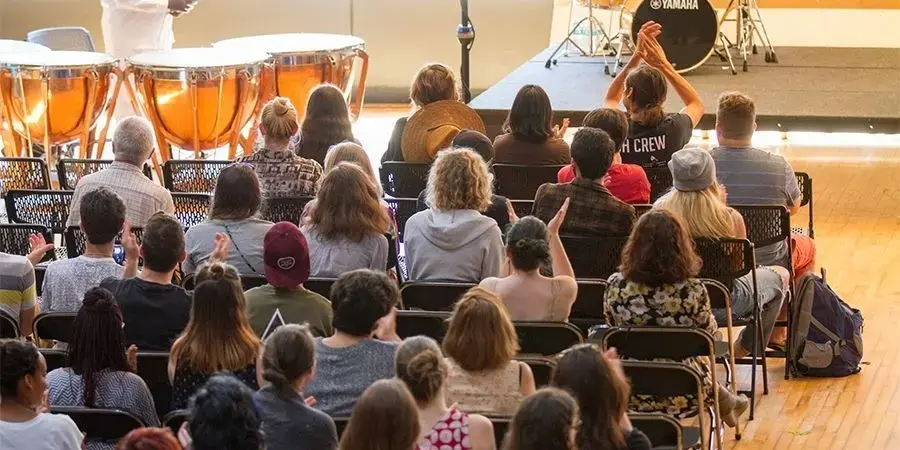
<box><xmin>553</xmin><ymin>118</ymin><xmax>570</xmax><ymax>139</ymax></box>
<box><xmin>121</xmin><ymin>221</ymin><xmax>140</xmax><ymax>263</ymax></box>
<box><xmin>127</xmin><ymin>345</ymin><xmax>138</xmax><ymax>372</ymax></box>
<box><xmin>547</xmin><ymin>197</ymin><xmax>570</xmax><ymax>235</ymax></box>
<box><xmin>373</xmin><ymin>307</ymin><xmax>400</xmax><ymax>342</ymax></box>
<box><xmin>209</xmin><ymin>232</ymin><xmax>230</xmax><ymax>263</ymax></box>
<box><xmin>27</xmin><ymin>233</ymin><xmax>54</xmax><ymax>266</ymax></box>
<box><xmin>506</xmin><ymin>199</ymin><xmax>520</xmax><ymax>225</ymax></box>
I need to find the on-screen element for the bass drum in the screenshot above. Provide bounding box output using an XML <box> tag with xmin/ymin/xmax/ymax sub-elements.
<box><xmin>622</xmin><ymin>0</ymin><xmax>718</xmax><ymax>73</ymax></box>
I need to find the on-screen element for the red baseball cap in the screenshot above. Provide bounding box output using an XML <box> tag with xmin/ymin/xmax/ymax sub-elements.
<box><xmin>263</xmin><ymin>222</ymin><xmax>311</xmax><ymax>288</ymax></box>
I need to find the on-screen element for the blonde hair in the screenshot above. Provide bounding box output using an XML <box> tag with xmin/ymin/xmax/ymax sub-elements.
<box><xmin>426</xmin><ymin>148</ymin><xmax>493</xmax><ymax>212</ymax></box>
<box><xmin>324</xmin><ymin>142</ymin><xmax>375</xmax><ymax>178</ymax></box>
<box><xmin>656</xmin><ymin>185</ymin><xmax>735</xmax><ymax>239</ymax></box>
<box><xmin>309</xmin><ymin>162</ymin><xmax>390</xmax><ymax>242</ymax></box>
<box><xmin>717</xmin><ymin>91</ymin><xmax>756</xmax><ymax>140</ymax></box>
<box><xmin>443</xmin><ymin>287</ymin><xmax>519</xmax><ymax>372</ymax></box>
<box><xmin>410</xmin><ymin>63</ymin><xmax>460</xmax><ymax>108</ymax></box>
<box><xmin>260</xmin><ymin>97</ymin><xmax>299</xmax><ymax>144</ymax></box>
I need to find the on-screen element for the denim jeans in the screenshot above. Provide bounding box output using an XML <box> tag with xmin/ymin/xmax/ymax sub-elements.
<box><xmin>713</xmin><ymin>267</ymin><xmax>786</xmax><ymax>352</ymax></box>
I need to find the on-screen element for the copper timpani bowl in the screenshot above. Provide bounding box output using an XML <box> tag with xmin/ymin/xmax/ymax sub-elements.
<box><xmin>0</xmin><ymin>50</ymin><xmax>121</xmax><ymax>162</ymax></box>
<box><xmin>0</xmin><ymin>40</ymin><xmax>50</xmax><ymax>156</ymax></box>
<box><xmin>127</xmin><ymin>48</ymin><xmax>270</xmax><ymax>157</ymax></box>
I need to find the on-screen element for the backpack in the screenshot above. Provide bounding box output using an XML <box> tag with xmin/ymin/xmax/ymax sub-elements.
<box><xmin>790</xmin><ymin>272</ymin><xmax>864</xmax><ymax>377</ymax></box>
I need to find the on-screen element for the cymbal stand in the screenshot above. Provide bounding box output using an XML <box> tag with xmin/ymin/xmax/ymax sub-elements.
<box><xmin>545</xmin><ymin>0</ymin><xmax>613</xmax><ymax>69</ymax></box>
<box><xmin>720</xmin><ymin>0</ymin><xmax>777</xmax><ymax>72</ymax></box>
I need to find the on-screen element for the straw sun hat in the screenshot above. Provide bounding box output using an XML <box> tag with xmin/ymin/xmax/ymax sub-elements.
<box><xmin>401</xmin><ymin>100</ymin><xmax>486</xmax><ymax>163</ymax></box>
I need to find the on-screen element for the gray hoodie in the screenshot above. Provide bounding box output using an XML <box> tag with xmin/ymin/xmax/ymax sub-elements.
<box><xmin>404</xmin><ymin>209</ymin><xmax>504</xmax><ymax>282</ymax></box>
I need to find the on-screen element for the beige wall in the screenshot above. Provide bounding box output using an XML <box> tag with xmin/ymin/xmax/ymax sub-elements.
<box><xmin>1</xmin><ymin>0</ymin><xmax>554</xmax><ymax>98</ymax></box>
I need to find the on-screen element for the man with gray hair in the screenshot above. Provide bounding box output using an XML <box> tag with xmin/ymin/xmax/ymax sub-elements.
<box><xmin>66</xmin><ymin>116</ymin><xmax>174</xmax><ymax>227</ymax></box>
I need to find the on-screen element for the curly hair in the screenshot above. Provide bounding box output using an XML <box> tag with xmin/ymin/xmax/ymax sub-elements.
<box><xmin>716</xmin><ymin>91</ymin><xmax>756</xmax><ymax>140</ymax></box>
<box><xmin>299</xmin><ymin>84</ymin><xmax>355</xmax><ymax>164</ymax></box>
<box><xmin>189</xmin><ymin>374</ymin><xmax>263</xmax><ymax>450</ymax></box>
<box><xmin>80</xmin><ymin>187</ymin><xmax>126</xmax><ymax>244</ymax></box>
<box><xmin>331</xmin><ymin>269</ymin><xmax>399</xmax><ymax>337</ymax></box>
<box><xmin>116</xmin><ymin>427</ymin><xmax>181</xmax><ymax>450</ymax></box>
<box><xmin>443</xmin><ymin>287</ymin><xmax>519</xmax><ymax>372</ymax></box>
<box><xmin>620</xmin><ymin>209</ymin><xmax>701</xmax><ymax>287</ymax></box>
<box><xmin>308</xmin><ymin>162</ymin><xmax>390</xmax><ymax>242</ymax></box>
<box><xmin>425</xmin><ymin>148</ymin><xmax>493</xmax><ymax>212</ymax></box>
<box><xmin>410</xmin><ymin>63</ymin><xmax>460</xmax><ymax>108</ymax></box>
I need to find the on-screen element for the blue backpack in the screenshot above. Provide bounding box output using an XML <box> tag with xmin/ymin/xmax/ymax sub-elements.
<box><xmin>790</xmin><ymin>272</ymin><xmax>864</xmax><ymax>377</ymax></box>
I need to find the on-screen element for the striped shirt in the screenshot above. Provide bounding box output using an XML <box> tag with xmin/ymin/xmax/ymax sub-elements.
<box><xmin>0</xmin><ymin>253</ymin><xmax>36</xmax><ymax>330</ymax></box>
<box><xmin>710</xmin><ymin>146</ymin><xmax>801</xmax><ymax>266</ymax></box>
<box><xmin>65</xmin><ymin>162</ymin><xmax>174</xmax><ymax>228</ymax></box>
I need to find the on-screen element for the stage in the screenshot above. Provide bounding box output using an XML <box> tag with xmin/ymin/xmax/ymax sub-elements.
<box><xmin>470</xmin><ymin>46</ymin><xmax>900</xmax><ymax>138</ymax></box>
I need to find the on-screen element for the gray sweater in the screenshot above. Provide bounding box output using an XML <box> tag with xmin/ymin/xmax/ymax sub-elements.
<box><xmin>183</xmin><ymin>218</ymin><xmax>273</xmax><ymax>275</ymax></box>
<box><xmin>404</xmin><ymin>209</ymin><xmax>504</xmax><ymax>282</ymax></box>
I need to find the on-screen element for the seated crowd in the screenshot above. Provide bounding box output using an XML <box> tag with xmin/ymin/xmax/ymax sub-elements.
<box><xmin>0</xmin><ymin>22</ymin><xmax>817</xmax><ymax>450</ymax></box>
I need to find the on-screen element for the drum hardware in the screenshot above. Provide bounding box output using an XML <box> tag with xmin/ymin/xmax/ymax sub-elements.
<box><xmin>545</xmin><ymin>0</ymin><xmax>616</xmax><ymax>69</ymax></box>
<box><xmin>719</xmin><ymin>0</ymin><xmax>777</xmax><ymax>72</ymax></box>
<box><xmin>457</xmin><ymin>0</ymin><xmax>474</xmax><ymax>103</ymax></box>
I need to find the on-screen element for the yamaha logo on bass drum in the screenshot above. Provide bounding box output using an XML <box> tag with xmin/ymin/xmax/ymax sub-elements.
<box><xmin>650</xmin><ymin>0</ymin><xmax>700</xmax><ymax>10</ymax></box>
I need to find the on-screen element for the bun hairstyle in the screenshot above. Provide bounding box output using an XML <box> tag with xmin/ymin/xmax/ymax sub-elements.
<box><xmin>260</xmin><ymin>97</ymin><xmax>299</xmax><ymax>143</ymax></box>
<box><xmin>395</xmin><ymin>336</ymin><xmax>446</xmax><ymax>404</ymax></box>
<box><xmin>506</xmin><ymin>216</ymin><xmax>551</xmax><ymax>272</ymax></box>
<box><xmin>261</xmin><ymin>324</ymin><xmax>316</xmax><ymax>395</ymax></box>
<box><xmin>0</xmin><ymin>340</ymin><xmax>40</xmax><ymax>399</ymax></box>
<box><xmin>70</xmin><ymin>287</ymin><xmax>130</xmax><ymax>408</ymax></box>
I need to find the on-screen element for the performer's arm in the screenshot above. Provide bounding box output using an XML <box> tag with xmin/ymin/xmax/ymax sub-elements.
<box><xmin>641</xmin><ymin>31</ymin><xmax>704</xmax><ymax>126</ymax></box>
<box><xmin>603</xmin><ymin>22</ymin><xmax>661</xmax><ymax>109</ymax></box>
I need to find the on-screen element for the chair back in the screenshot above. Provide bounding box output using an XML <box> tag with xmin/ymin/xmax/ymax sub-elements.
<box><xmin>51</xmin><ymin>407</ymin><xmax>144</xmax><ymax>443</ymax></box>
<box><xmin>384</xmin><ymin>197</ymin><xmax>419</xmax><ymax>242</ymax></box>
<box><xmin>34</xmin><ymin>312</ymin><xmax>76</xmax><ymax>343</ymax></box>
<box><xmin>559</xmin><ymin>235</ymin><xmax>628</xmax><ymax>280</ymax></box>
<box><xmin>732</xmin><ymin>205</ymin><xmax>791</xmax><ymax>249</ymax></box>
<box><xmin>305</xmin><ymin>278</ymin><xmax>337</xmax><ymax>299</ymax></box>
<box><xmin>694</xmin><ymin>238</ymin><xmax>754</xmax><ymax>287</ymax></box>
<box><xmin>700</xmin><ymin>279</ymin><xmax>731</xmax><ymax>311</ymax></box>
<box><xmin>379</xmin><ymin>162</ymin><xmax>430</xmax><ymax>198</ymax></box>
<box><xmin>26</xmin><ymin>27</ymin><xmax>96</xmax><ymax>51</ymax></box>
<box><xmin>644</xmin><ymin>166</ymin><xmax>673</xmax><ymax>202</ymax></box>
<box><xmin>56</xmin><ymin>159</ymin><xmax>154</xmax><ymax>190</ymax></box>
<box><xmin>0</xmin><ymin>310</ymin><xmax>18</xmax><ymax>338</ymax></box>
<box><xmin>162</xmin><ymin>160</ymin><xmax>232</xmax><ymax>193</ymax></box>
<box><xmin>602</xmin><ymin>326</ymin><xmax>716</xmax><ymax>361</ymax></box>
<box><xmin>508</xmin><ymin>200</ymin><xmax>534</xmax><ymax>218</ymax></box>
<box><xmin>0</xmin><ymin>224</ymin><xmax>53</xmax><ymax>260</ymax></box>
<box><xmin>136</xmin><ymin>351</ymin><xmax>173</xmax><ymax>417</ymax></box>
<box><xmin>259</xmin><ymin>196</ymin><xmax>315</xmax><ymax>224</ymax></box>
<box><xmin>334</xmin><ymin>416</ymin><xmax>351</xmax><ymax>437</ymax></box>
<box><xmin>794</xmin><ymin>172</ymin><xmax>814</xmax><ymax>237</ymax></box>
<box><xmin>396</xmin><ymin>310</ymin><xmax>449</xmax><ymax>342</ymax></box>
<box><xmin>620</xmin><ymin>360</ymin><xmax>705</xmax><ymax>412</ymax></box>
<box><xmin>633</xmin><ymin>204</ymin><xmax>652</xmax><ymax>218</ymax></box>
<box><xmin>171</xmin><ymin>193</ymin><xmax>211</xmax><ymax>229</ymax></box>
<box><xmin>400</xmin><ymin>282</ymin><xmax>475</xmax><ymax>311</ymax></box>
<box><xmin>515</xmin><ymin>321</ymin><xmax>583</xmax><ymax>356</ymax></box>
<box><xmin>40</xmin><ymin>349</ymin><xmax>68</xmax><ymax>371</ymax></box>
<box><xmin>0</xmin><ymin>158</ymin><xmax>50</xmax><ymax>196</ymax></box>
<box><xmin>488</xmin><ymin>416</ymin><xmax>512</xmax><ymax>449</ymax></box>
<box><xmin>163</xmin><ymin>409</ymin><xmax>190</xmax><ymax>434</ymax></box>
<box><xmin>240</xmin><ymin>275</ymin><xmax>269</xmax><ymax>291</ymax></box>
<box><xmin>65</xmin><ymin>226</ymin><xmax>143</xmax><ymax>259</ymax></box>
<box><xmin>4</xmin><ymin>189</ymin><xmax>73</xmax><ymax>233</ymax></box>
<box><xmin>569</xmin><ymin>280</ymin><xmax>607</xmax><ymax>334</ymax></box>
<box><xmin>492</xmin><ymin>164</ymin><xmax>564</xmax><ymax>200</ymax></box>
<box><xmin>515</xmin><ymin>356</ymin><xmax>556</xmax><ymax>388</ymax></box>
<box><xmin>629</xmin><ymin>412</ymin><xmax>687</xmax><ymax>450</ymax></box>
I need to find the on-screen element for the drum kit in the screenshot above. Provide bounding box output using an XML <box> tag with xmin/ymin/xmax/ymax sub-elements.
<box><xmin>0</xmin><ymin>33</ymin><xmax>370</xmax><ymax>174</ymax></box>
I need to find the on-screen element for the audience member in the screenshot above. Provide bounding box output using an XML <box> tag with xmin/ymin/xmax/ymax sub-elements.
<box><xmin>443</xmin><ymin>287</ymin><xmax>536</xmax><ymax>415</ymax></box>
<box><xmin>710</xmin><ymin>91</ymin><xmax>816</xmax><ymax>277</ymax></box>
<box><xmin>47</xmin><ymin>288</ymin><xmax>159</xmax><ymax>450</ymax></box>
<box><xmin>183</xmin><ymin>164</ymin><xmax>273</xmax><ymax>275</ymax></box>
<box><xmin>605</xmin><ymin>210</ymin><xmax>748</xmax><ymax>426</ymax></box>
<box><xmin>338</xmin><ymin>379</ymin><xmax>421</xmax><ymax>450</ymax></box>
<box><xmin>453</xmin><ymin>129</ymin><xmax>496</xmax><ymax>162</ymax></box>
<box><xmin>117</xmin><ymin>428</ymin><xmax>181</xmax><ymax>450</ymax></box>
<box><xmin>101</xmin><ymin>212</ymin><xmax>191</xmax><ymax>351</ymax></box>
<box><xmin>0</xmin><ymin>251</ymin><xmax>38</xmax><ymax>337</ymax></box>
<box><xmin>66</xmin><ymin>116</ymin><xmax>174</xmax><ymax>227</ymax></box>
<box><xmin>493</xmin><ymin>84</ymin><xmax>570</xmax><ymax>165</ymax></box>
<box><xmin>656</xmin><ymin>148</ymin><xmax>789</xmax><ymax>355</ymax></box>
<box><xmin>0</xmin><ymin>341</ymin><xmax>82</xmax><ymax>450</ymax></box>
<box><xmin>169</xmin><ymin>262</ymin><xmax>262</xmax><ymax>410</ymax></box>
<box><xmin>406</xmin><ymin>149</ymin><xmax>504</xmax><ymax>281</ymax></box>
<box><xmin>557</xmin><ymin>108</ymin><xmax>651</xmax><ymax>204</ymax></box>
<box><xmin>534</xmin><ymin>128</ymin><xmax>635</xmax><ymax>236</ymax></box>
<box><xmin>184</xmin><ymin>374</ymin><xmax>264</xmax><ymax>450</ymax></box>
<box><xmin>297</xmin><ymin>84</ymin><xmax>358</xmax><ymax>165</ymax></box>
<box><xmin>43</xmin><ymin>187</ymin><xmax>138</xmax><ymax>313</ymax></box>
<box><xmin>553</xmin><ymin>344</ymin><xmax>652</xmax><ymax>450</ymax></box>
<box><xmin>303</xmin><ymin>163</ymin><xmax>390</xmax><ymax>277</ymax></box>
<box><xmin>395</xmin><ymin>336</ymin><xmax>495</xmax><ymax>450</ymax></box>
<box><xmin>245</xmin><ymin>222</ymin><xmax>333</xmax><ymax>338</ymax></box>
<box><xmin>502</xmin><ymin>388</ymin><xmax>580</xmax><ymax>450</ymax></box>
<box><xmin>236</xmin><ymin>97</ymin><xmax>323</xmax><ymax>198</ymax></box>
<box><xmin>480</xmin><ymin>206</ymin><xmax>578</xmax><ymax>321</ymax></box>
<box><xmin>323</xmin><ymin>142</ymin><xmax>380</xmax><ymax>185</ymax></box>
<box><xmin>604</xmin><ymin>22</ymin><xmax>703</xmax><ymax>168</ymax></box>
<box><xmin>255</xmin><ymin>324</ymin><xmax>338</xmax><ymax>450</ymax></box>
<box><xmin>304</xmin><ymin>269</ymin><xmax>401</xmax><ymax>416</ymax></box>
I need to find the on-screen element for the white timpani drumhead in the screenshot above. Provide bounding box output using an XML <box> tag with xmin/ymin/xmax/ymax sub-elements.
<box><xmin>213</xmin><ymin>33</ymin><xmax>365</xmax><ymax>54</ymax></box>
<box><xmin>128</xmin><ymin>47</ymin><xmax>271</xmax><ymax>69</ymax></box>
<box><xmin>0</xmin><ymin>50</ymin><xmax>116</xmax><ymax>67</ymax></box>
<box><xmin>0</xmin><ymin>40</ymin><xmax>50</xmax><ymax>54</ymax></box>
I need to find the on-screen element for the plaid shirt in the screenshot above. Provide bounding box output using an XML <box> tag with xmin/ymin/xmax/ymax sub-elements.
<box><xmin>533</xmin><ymin>178</ymin><xmax>636</xmax><ymax>236</ymax></box>
<box><xmin>66</xmin><ymin>162</ymin><xmax>174</xmax><ymax>227</ymax></box>
<box><xmin>236</xmin><ymin>148</ymin><xmax>323</xmax><ymax>198</ymax></box>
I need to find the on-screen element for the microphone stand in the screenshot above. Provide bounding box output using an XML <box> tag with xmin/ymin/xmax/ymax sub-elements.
<box><xmin>457</xmin><ymin>0</ymin><xmax>474</xmax><ymax>103</ymax></box>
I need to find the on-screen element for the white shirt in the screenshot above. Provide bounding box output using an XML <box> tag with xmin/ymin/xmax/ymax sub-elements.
<box><xmin>100</xmin><ymin>0</ymin><xmax>174</xmax><ymax>59</ymax></box>
<box><xmin>0</xmin><ymin>413</ymin><xmax>83</xmax><ymax>450</ymax></box>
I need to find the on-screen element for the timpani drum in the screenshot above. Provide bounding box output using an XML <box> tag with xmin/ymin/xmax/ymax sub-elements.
<box><xmin>622</xmin><ymin>0</ymin><xmax>719</xmax><ymax>72</ymax></box>
<box><xmin>127</xmin><ymin>48</ymin><xmax>270</xmax><ymax>159</ymax></box>
<box><xmin>212</xmin><ymin>33</ymin><xmax>370</xmax><ymax>119</ymax></box>
<box><xmin>0</xmin><ymin>40</ymin><xmax>50</xmax><ymax>156</ymax></box>
<box><xmin>0</xmin><ymin>51</ymin><xmax>122</xmax><ymax>163</ymax></box>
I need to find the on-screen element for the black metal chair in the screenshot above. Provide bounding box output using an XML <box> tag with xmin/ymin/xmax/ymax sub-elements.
<box><xmin>65</xmin><ymin>226</ymin><xmax>143</xmax><ymax>259</ymax></box>
<box><xmin>334</xmin><ymin>416</ymin><xmax>351</xmax><ymax>438</ymax></box>
<box><xmin>56</xmin><ymin>159</ymin><xmax>154</xmax><ymax>190</ymax></box>
<box><xmin>492</xmin><ymin>164</ymin><xmax>564</xmax><ymax>200</ymax></box>
<box><xmin>0</xmin><ymin>224</ymin><xmax>53</xmax><ymax>261</ymax></box>
<box><xmin>305</xmin><ymin>278</ymin><xmax>337</xmax><ymax>299</ymax></box>
<box><xmin>559</xmin><ymin>235</ymin><xmax>628</xmax><ymax>280</ymax></box>
<box><xmin>51</xmin><ymin>407</ymin><xmax>145</xmax><ymax>444</ymax></box>
<box><xmin>487</xmin><ymin>416</ymin><xmax>512</xmax><ymax>449</ymax></box>
<box><xmin>795</xmin><ymin>172</ymin><xmax>814</xmax><ymax>238</ymax></box>
<box><xmin>384</xmin><ymin>197</ymin><xmax>419</xmax><ymax>243</ymax></box>
<box><xmin>0</xmin><ymin>157</ymin><xmax>51</xmax><ymax>196</ymax></box>
<box><xmin>515</xmin><ymin>356</ymin><xmax>557</xmax><ymax>388</ymax></box>
<box><xmin>136</xmin><ymin>351</ymin><xmax>173</xmax><ymax>417</ymax></box>
<box><xmin>40</xmin><ymin>349</ymin><xmax>68</xmax><ymax>371</ymax></box>
<box><xmin>400</xmin><ymin>282</ymin><xmax>476</xmax><ymax>311</ymax></box>
<box><xmin>515</xmin><ymin>321</ymin><xmax>583</xmax><ymax>356</ymax></box>
<box><xmin>171</xmin><ymin>193</ymin><xmax>211</xmax><ymax>229</ymax></box>
<box><xmin>569</xmin><ymin>280</ymin><xmax>607</xmax><ymax>335</ymax></box>
<box><xmin>33</xmin><ymin>312</ymin><xmax>76</xmax><ymax>343</ymax></box>
<box><xmin>508</xmin><ymin>200</ymin><xmax>534</xmax><ymax>218</ymax></box>
<box><xmin>629</xmin><ymin>412</ymin><xmax>697</xmax><ymax>450</ymax></box>
<box><xmin>163</xmin><ymin>409</ymin><xmax>190</xmax><ymax>434</ymax></box>
<box><xmin>644</xmin><ymin>166</ymin><xmax>673</xmax><ymax>202</ymax></box>
<box><xmin>259</xmin><ymin>196</ymin><xmax>315</xmax><ymax>224</ymax></box>
<box><xmin>633</xmin><ymin>204</ymin><xmax>652</xmax><ymax>218</ymax></box>
<box><xmin>162</xmin><ymin>160</ymin><xmax>232</xmax><ymax>193</ymax></box>
<box><xmin>5</xmin><ymin>189</ymin><xmax>73</xmax><ymax>234</ymax></box>
<box><xmin>0</xmin><ymin>310</ymin><xmax>18</xmax><ymax>338</ymax></box>
<box><xmin>240</xmin><ymin>275</ymin><xmax>268</xmax><ymax>291</ymax></box>
<box><xmin>396</xmin><ymin>310</ymin><xmax>449</xmax><ymax>342</ymax></box>
<box><xmin>379</xmin><ymin>162</ymin><xmax>430</xmax><ymax>198</ymax></box>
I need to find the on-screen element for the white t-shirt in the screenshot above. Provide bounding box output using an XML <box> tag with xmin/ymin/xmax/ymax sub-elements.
<box><xmin>0</xmin><ymin>413</ymin><xmax>83</xmax><ymax>450</ymax></box>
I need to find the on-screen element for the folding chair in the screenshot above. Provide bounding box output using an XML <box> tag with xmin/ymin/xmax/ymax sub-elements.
<box><xmin>629</xmin><ymin>412</ymin><xmax>697</xmax><ymax>450</ymax></box>
<box><xmin>334</xmin><ymin>416</ymin><xmax>351</xmax><ymax>437</ymax></box>
<box><xmin>65</xmin><ymin>226</ymin><xmax>143</xmax><ymax>259</ymax></box>
<box><xmin>26</xmin><ymin>27</ymin><xmax>96</xmax><ymax>51</ymax></box>
<box><xmin>0</xmin><ymin>158</ymin><xmax>51</xmax><ymax>198</ymax></box>
<box><xmin>384</xmin><ymin>197</ymin><xmax>419</xmax><ymax>243</ymax></box>
<box><xmin>171</xmin><ymin>193</ymin><xmax>211</xmax><ymax>229</ymax></box>
<box><xmin>568</xmin><ymin>279</ymin><xmax>607</xmax><ymax>335</ymax></box>
<box><xmin>487</xmin><ymin>415</ymin><xmax>512</xmax><ymax>449</ymax></box>
<box><xmin>515</xmin><ymin>321</ymin><xmax>583</xmax><ymax>356</ymax></box>
<box><xmin>604</xmin><ymin>329</ymin><xmax>724</xmax><ymax>449</ymax></box>
<box><xmin>379</xmin><ymin>162</ymin><xmax>430</xmax><ymax>198</ymax></box>
<box><xmin>163</xmin><ymin>409</ymin><xmax>190</xmax><ymax>434</ymax></box>
<box><xmin>400</xmin><ymin>282</ymin><xmax>475</xmax><ymax>311</ymax></box>
<box><xmin>0</xmin><ymin>224</ymin><xmax>53</xmax><ymax>261</ymax></box>
<box><xmin>515</xmin><ymin>356</ymin><xmax>556</xmax><ymax>388</ymax></box>
<box><xmin>644</xmin><ymin>166</ymin><xmax>673</xmax><ymax>202</ymax></box>
<box><xmin>52</xmin><ymin>407</ymin><xmax>144</xmax><ymax>444</ymax></box>
<box><xmin>396</xmin><ymin>310</ymin><xmax>449</xmax><ymax>342</ymax></box>
<box><xmin>0</xmin><ymin>310</ymin><xmax>18</xmax><ymax>338</ymax></box>
<box><xmin>259</xmin><ymin>196</ymin><xmax>315</xmax><ymax>224</ymax></box>
<box><xmin>508</xmin><ymin>200</ymin><xmax>534</xmax><ymax>218</ymax></box>
<box><xmin>240</xmin><ymin>275</ymin><xmax>268</xmax><ymax>291</ymax></box>
<box><xmin>56</xmin><ymin>159</ymin><xmax>153</xmax><ymax>190</ymax></box>
<box><xmin>794</xmin><ymin>172</ymin><xmax>814</xmax><ymax>238</ymax></box>
<box><xmin>137</xmin><ymin>351</ymin><xmax>173</xmax><ymax>417</ymax></box>
<box><xmin>559</xmin><ymin>235</ymin><xmax>628</xmax><ymax>280</ymax></box>
<box><xmin>633</xmin><ymin>204</ymin><xmax>652</xmax><ymax>218</ymax></box>
<box><xmin>5</xmin><ymin>189</ymin><xmax>73</xmax><ymax>234</ymax></box>
<box><xmin>162</xmin><ymin>160</ymin><xmax>232</xmax><ymax>193</ymax></box>
<box><xmin>33</xmin><ymin>312</ymin><xmax>76</xmax><ymax>343</ymax></box>
<box><xmin>492</xmin><ymin>164</ymin><xmax>564</xmax><ymax>200</ymax></box>
<box><xmin>305</xmin><ymin>278</ymin><xmax>337</xmax><ymax>299</ymax></box>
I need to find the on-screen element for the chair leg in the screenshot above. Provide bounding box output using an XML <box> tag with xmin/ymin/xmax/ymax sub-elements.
<box><xmin>756</xmin><ymin>308</ymin><xmax>769</xmax><ymax>395</ymax></box>
<box><xmin>748</xmin><ymin>315</ymin><xmax>757</xmax><ymax>421</ymax></box>
<box><xmin>784</xmin><ymin>291</ymin><xmax>793</xmax><ymax>380</ymax></box>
